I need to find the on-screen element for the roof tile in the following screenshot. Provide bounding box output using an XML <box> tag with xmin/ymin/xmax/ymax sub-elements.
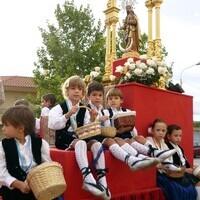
<box><xmin>0</xmin><ymin>76</ymin><xmax>36</xmax><ymax>88</ymax></box>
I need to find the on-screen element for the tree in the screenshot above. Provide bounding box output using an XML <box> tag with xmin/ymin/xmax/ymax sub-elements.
<box><xmin>194</xmin><ymin>121</ymin><xmax>200</xmax><ymax>127</ymax></box>
<box><xmin>33</xmin><ymin>0</ymin><xmax>106</xmax><ymax>102</ymax></box>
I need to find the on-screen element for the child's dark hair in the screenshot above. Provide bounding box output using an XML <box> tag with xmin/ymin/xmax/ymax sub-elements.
<box><xmin>42</xmin><ymin>93</ymin><xmax>56</xmax><ymax>108</ymax></box>
<box><xmin>87</xmin><ymin>81</ymin><xmax>104</xmax><ymax>96</ymax></box>
<box><xmin>106</xmin><ymin>87</ymin><xmax>123</xmax><ymax>100</ymax></box>
<box><xmin>151</xmin><ymin>118</ymin><xmax>166</xmax><ymax>129</ymax></box>
<box><xmin>14</xmin><ymin>99</ymin><xmax>29</xmax><ymax>106</ymax></box>
<box><xmin>167</xmin><ymin>124</ymin><xmax>181</xmax><ymax>135</ymax></box>
<box><xmin>2</xmin><ymin>106</ymin><xmax>36</xmax><ymax>136</ymax></box>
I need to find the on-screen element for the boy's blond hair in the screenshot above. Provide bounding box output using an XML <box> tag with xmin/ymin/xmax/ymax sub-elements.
<box><xmin>106</xmin><ymin>88</ymin><xmax>123</xmax><ymax>100</ymax></box>
<box><xmin>62</xmin><ymin>75</ymin><xmax>86</xmax><ymax>100</ymax></box>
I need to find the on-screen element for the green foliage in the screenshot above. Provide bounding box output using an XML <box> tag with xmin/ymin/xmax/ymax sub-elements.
<box><xmin>33</xmin><ymin>0</ymin><xmax>106</xmax><ymax>103</ymax></box>
<box><xmin>138</xmin><ymin>33</ymin><xmax>148</xmax><ymax>55</ymax></box>
<box><xmin>33</xmin><ymin>0</ymin><xmax>169</xmax><ymax>106</ymax></box>
<box><xmin>25</xmin><ymin>93</ymin><xmax>41</xmax><ymax>118</ymax></box>
<box><xmin>194</xmin><ymin>121</ymin><xmax>200</xmax><ymax>127</ymax></box>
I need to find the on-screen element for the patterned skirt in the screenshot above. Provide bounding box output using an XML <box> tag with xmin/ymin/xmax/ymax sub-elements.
<box><xmin>157</xmin><ymin>171</ymin><xmax>197</xmax><ymax>200</ymax></box>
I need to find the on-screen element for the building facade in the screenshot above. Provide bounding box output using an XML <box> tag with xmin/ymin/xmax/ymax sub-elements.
<box><xmin>0</xmin><ymin>76</ymin><xmax>36</xmax><ymax>139</ymax></box>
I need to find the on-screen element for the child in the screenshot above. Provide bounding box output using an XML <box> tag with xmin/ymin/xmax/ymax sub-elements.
<box><xmin>0</xmin><ymin>106</ymin><xmax>52</xmax><ymax>200</ymax></box>
<box><xmin>139</xmin><ymin>119</ymin><xmax>181</xmax><ymax>171</ymax></box>
<box><xmin>48</xmin><ymin>76</ymin><xmax>107</xmax><ymax>199</ymax></box>
<box><xmin>86</xmin><ymin>81</ymin><xmax>112</xmax><ymax>199</ymax></box>
<box><xmin>166</xmin><ymin>124</ymin><xmax>193</xmax><ymax>169</ymax></box>
<box><xmin>14</xmin><ymin>99</ymin><xmax>30</xmax><ymax>107</ymax></box>
<box><xmin>145</xmin><ymin>119</ymin><xmax>197</xmax><ymax>200</ymax></box>
<box><xmin>166</xmin><ymin>124</ymin><xmax>200</xmax><ymax>199</ymax></box>
<box><xmin>87</xmin><ymin>81</ymin><xmax>109</xmax><ymax>125</ymax></box>
<box><xmin>102</xmin><ymin>88</ymin><xmax>175</xmax><ymax>171</ymax></box>
<box><xmin>39</xmin><ymin>93</ymin><xmax>56</xmax><ymax>139</ymax></box>
<box><xmin>40</xmin><ymin>93</ymin><xmax>56</xmax><ymax>116</ymax></box>
<box><xmin>14</xmin><ymin>99</ymin><xmax>40</xmax><ymax>134</ymax></box>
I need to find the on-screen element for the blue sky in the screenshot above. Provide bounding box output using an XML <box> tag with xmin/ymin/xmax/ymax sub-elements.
<box><xmin>0</xmin><ymin>0</ymin><xmax>200</xmax><ymax>120</ymax></box>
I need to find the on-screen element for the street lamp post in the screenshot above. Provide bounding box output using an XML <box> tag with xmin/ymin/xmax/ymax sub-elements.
<box><xmin>180</xmin><ymin>62</ymin><xmax>200</xmax><ymax>86</ymax></box>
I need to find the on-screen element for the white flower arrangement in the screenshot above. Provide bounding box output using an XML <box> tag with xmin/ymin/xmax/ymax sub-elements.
<box><xmin>110</xmin><ymin>55</ymin><xmax>173</xmax><ymax>87</ymax></box>
<box><xmin>84</xmin><ymin>66</ymin><xmax>103</xmax><ymax>83</ymax></box>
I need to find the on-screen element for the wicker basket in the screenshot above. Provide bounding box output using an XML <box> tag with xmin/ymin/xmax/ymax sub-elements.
<box><xmin>165</xmin><ymin>167</ymin><xmax>185</xmax><ymax>178</ymax></box>
<box><xmin>27</xmin><ymin>162</ymin><xmax>67</xmax><ymax>200</ymax></box>
<box><xmin>101</xmin><ymin>127</ymin><xmax>116</xmax><ymax>138</ymax></box>
<box><xmin>111</xmin><ymin>111</ymin><xmax>136</xmax><ymax>134</ymax></box>
<box><xmin>72</xmin><ymin>106</ymin><xmax>101</xmax><ymax>140</ymax></box>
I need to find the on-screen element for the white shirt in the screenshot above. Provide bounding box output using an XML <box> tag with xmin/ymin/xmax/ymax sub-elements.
<box><xmin>146</xmin><ymin>136</ymin><xmax>169</xmax><ymax>151</ymax></box>
<box><xmin>35</xmin><ymin>107</ymin><xmax>50</xmax><ymax>134</ymax></box>
<box><xmin>169</xmin><ymin>141</ymin><xmax>186</xmax><ymax>166</ymax></box>
<box><xmin>146</xmin><ymin>136</ymin><xmax>172</xmax><ymax>172</ymax></box>
<box><xmin>103</xmin><ymin>107</ymin><xmax>138</xmax><ymax>138</ymax></box>
<box><xmin>0</xmin><ymin>135</ymin><xmax>51</xmax><ymax>189</ymax></box>
<box><xmin>35</xmin><ymin>117</ymin><xmax>40</xmax><ymax>134</ymax></box>
<box><xmin>88</xmin><ymin>101</ymin><xmax>104</xmax><ymax>120</ymax></box>
<box><xmin>41</xmin><ymin>107</ymin><xmax>50</xmax><ymax>116</ymax></box>
<box><xmin>48</xmin><ymin>99</ymin><xmax>90</xmax><ymax>132</ymax></box>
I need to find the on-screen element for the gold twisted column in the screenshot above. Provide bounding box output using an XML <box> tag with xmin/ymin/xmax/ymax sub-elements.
<box><xmin>111</xmin><ymin>0</ymin><xmax>116</xmax><ymax>7</ymax></box>
<box><xmin>154</xmin><ymin>0</ymin><xmax>163</xmax><ymax>62</ymax></box>
<box><xmin>145</xmin><ymin>0</ymin><xmax>155</xmax><ymax>59</ymax></box>
<box><xmin>107</xmin><ymin>0</ymin><xmax>111</xmax><ymax>8</ymax></box>
<box><xmin>103</xmin><ymin>20</ymin><xmax>112</xmax><ymax>85</ymax></box>
<box><xmin>111</xmin><ymin>19</ymin><xmax>118</xmax><ymax>62</ymax></box>
<box><xmin>103</xmin><ymin>0</ymin><xmax>120</xmax><ymax>85</ymax></box>
<box><xmin>106</xmin><ymin>21</ymin><xmax>111</xmax><ymax>59</ymax></box>
<box><xmin>153</xmin><ymin>0</ymin><xmax>166</xmax><ymax>89</ymax></box>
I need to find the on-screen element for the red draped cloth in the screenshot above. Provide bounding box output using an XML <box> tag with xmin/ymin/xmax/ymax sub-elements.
<box><xmin>50</xmin><ymin>149</ymin><xmax>165</xmax><ymax>200</ymax></box>
<box><xmin>48</xmin><ymin>81</ymin><xmax>192</xmax><ymax>200</ymax></box>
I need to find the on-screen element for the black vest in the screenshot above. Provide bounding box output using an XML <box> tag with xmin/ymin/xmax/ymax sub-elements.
<box><xmin>166</xmin><ymin>141</ymin><xmax>190</xmax><ymax>168</ymax></box>
<box><xmin>55</xmin><ymin>101</ymin><xmax>86</xmax><ymax>150</ymax></box>
<box><xmin>107</xmin><ymin>107</ymin><xmax>127</xmax><ymax>121</ymax></box>
<box><xmin>0</xmin><ymin>134</ymin><xmax>42</xmax><ymax>200</ymax></box>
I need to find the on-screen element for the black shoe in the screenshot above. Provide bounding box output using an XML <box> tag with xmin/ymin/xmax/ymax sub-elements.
<box><xmin>98</xmin><ymin>182</ymin><xmax>111</xmax><ymax>200</ymax></box>
<box><xmin>96</xmin><ymin>168</ymin><xmax>111</xmax><ymax>199</ymax></box>
<box><xmin>81</xmin><ymin>167</ymin><xmax>105</xmax><ymax>196</ymax></box>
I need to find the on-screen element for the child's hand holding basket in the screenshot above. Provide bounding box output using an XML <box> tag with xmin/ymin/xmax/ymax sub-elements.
<box><xmin>71</xmin><ymin>106</ymin><xmax>101</xmax><ymax>140</ymax></box>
